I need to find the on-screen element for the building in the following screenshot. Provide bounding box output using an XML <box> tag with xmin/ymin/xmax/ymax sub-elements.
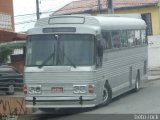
<box><xmin>0</xmin><ymin>0</ymin><xmax>26</xmax><ymax>40</ymax></box>
<box><xmin>54</xmin><ymin>0</ymin><xmax>160</xmax><ymax>36</ymax></box>
<box><xmin>0</xmin><ymin>0</ymin><xmax>26</xmax><ymax>72</ymax></box>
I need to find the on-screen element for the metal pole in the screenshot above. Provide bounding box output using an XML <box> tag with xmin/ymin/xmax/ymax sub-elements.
<box><xmin>98</xmin><ymin>0</ymin><xmax>101</xmax><ymax>14</ymax></box>
<box><xmin>36</xmin><ymin>0</ymin><xmax>40</xmax><ymax>20</ymax></box>
<box><xmin>108</xmin><ymin>0</ymin><xmax>114</xmax><ymax>14</ymax></box>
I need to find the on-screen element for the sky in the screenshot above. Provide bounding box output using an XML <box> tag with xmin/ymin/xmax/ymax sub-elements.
<box><xmin>13</xmin><ymin>0</ymin><xmax>75</xmax><ymax>32</ymax></box>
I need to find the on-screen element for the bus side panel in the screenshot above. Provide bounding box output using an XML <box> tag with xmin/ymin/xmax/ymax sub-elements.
<box><xmin>96</xmin><ymin>46</ymin><xmax>147</xmax><ymax>101</ymax></box>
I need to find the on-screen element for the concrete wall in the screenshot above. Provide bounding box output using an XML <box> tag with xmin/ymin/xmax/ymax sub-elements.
<box><xmin>148</xmin><ymin>35</ymin><xmax>160</xmax><ymax>68</ymax></box>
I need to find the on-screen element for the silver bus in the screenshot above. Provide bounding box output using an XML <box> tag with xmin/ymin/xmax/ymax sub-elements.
<box><xmin>24</xmin><ymin>15</ymin><xmax>147</xmax><ymax>111</ymax></box>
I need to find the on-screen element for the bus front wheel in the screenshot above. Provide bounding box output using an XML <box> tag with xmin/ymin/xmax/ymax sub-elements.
<box><xmin>101</xmin><ymin>81</ymin><xmax>112</xmax><ymax>106</ymax></box>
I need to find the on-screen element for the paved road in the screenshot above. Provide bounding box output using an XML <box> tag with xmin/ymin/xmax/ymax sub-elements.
<box><xmin>84</xmin><ymin>79</ymin><xmax>160</xmax><ymax>114</ymax></box>
<box><xmin>19</xmin><ymin>78</ymin><xmax>160</xmax><ymax>120</ymax></box>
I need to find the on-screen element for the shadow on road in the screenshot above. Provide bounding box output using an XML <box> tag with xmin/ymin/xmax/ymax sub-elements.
<box><xmin>33</xmin><ymin>91</ymin><xmax>139</xmax><ymax>119</ymax></box>
<box><xmin>33</xmin><ymin>108</ymin><xmax>93</xmax><ymax>120</ymax></box>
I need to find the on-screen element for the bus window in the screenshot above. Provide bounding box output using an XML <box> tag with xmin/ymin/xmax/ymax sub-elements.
<box><xmin>112</xmin><ymin>31</ymin><xmax>121</xmax><ymax>48</ymax></box>
<box><xmin>120</xmin><ymin>31</ymin><xmax>128</xmax><ymax>47</ymax></box>
<box><xmin>135</xmin><ymin>30</ymin><xmax>142</xmax><ymax>45</ymax></box>
<box><xmin>141</xmin><ymin>30</ymin><xmax>147</xmax><ymax>45</ymax></box>
<box><xmin>127</xmin><ymin>30</ymin><xmax>135</xmax><ymax>47</ymax></box>
<box><xmin>102</xmin><ymin>32</ymin><xmax>112</xmax><ymax>49</ymax></box>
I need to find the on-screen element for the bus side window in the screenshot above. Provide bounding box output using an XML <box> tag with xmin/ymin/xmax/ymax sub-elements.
<box><xmin>127</xmin><ymin>30</ymin><xmax>135</xmax><ymax>47</ymax></box>
<box><xmin>102</xmin><ymin>32</ymin><xmax>112</xmax><ymax>49</ymax></box>
<box><xmin>135</xmin><ymin>30</ymin><xmax>142</xmax><ymax>45</ymax></box>
<box><xmin>120</xmin><ymin>31</ymin><xmax>128</xmax><ymax>47</ymax></box>
<box><xmin>141</xmin><ymin>30</ymin><xmax>147</xmax><ymax>45</ymax></box>
<box><xmin>112</xmin><ymin>31</ymin><xmax>121</xmax><ymax>48</ymax></box>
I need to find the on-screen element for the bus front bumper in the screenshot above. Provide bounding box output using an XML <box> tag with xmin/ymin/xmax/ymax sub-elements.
<box><xmin>25</xmin><ymin>96</ymin><xmax>97</xmax><ymax>108</ymax></box>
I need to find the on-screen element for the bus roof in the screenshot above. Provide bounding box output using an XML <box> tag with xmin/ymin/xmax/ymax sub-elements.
<box><xmin>34</xmin><ymin>15</ymin><xmax>146</xmax><ymax>31</ymax></box>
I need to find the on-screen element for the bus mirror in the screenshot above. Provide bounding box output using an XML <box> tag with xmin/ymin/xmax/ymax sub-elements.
<box><xmin>98</xmin><ymin>45</ymin><xmax>103</xmax><ymax>57</ymax></box>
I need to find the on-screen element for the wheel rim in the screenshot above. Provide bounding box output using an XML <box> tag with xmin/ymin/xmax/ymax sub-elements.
<box><xmin>8</xmin><ymin>85</ymin><xmax>14</xmax><ymax>94</ymax></box>
<box><xmin>103</xmin><ymin>87</ymin><xmax>108</xmax><ymax>102</ymax></box>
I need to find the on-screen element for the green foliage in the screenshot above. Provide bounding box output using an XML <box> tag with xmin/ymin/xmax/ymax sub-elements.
<box><xmin>0</xmin><ymin>48</ymin><xmax>13</xmax><ymax>64</ymax></box>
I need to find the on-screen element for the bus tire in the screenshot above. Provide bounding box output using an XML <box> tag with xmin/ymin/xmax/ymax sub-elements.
<box><xmin>101</xmin><ymin>81</ymin><xmax>112</xmax><ymax>106</ymax></box>
<box><xmin>134</xmin><ymin>72</ymin><xmax>140</xmax><ymax>92</ymax></box>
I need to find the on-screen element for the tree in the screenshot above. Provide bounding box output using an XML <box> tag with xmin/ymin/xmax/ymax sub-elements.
<box><xmin>0</xmin><ymin>48</ymin><xmax>13</xmax><ymax>64</ymax></box>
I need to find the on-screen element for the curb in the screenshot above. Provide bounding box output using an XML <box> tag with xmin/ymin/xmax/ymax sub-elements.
<box><xmin>148</xmin><ymin>68</ymin><xmax>160</xmax><ymax>71</ymax></box>
<box><xmin>148</xmin><ymin>75</ymin><xmax>160</xmax><ymax>81</ymax></box>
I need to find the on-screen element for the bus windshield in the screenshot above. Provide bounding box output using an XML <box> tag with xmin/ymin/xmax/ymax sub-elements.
<box><xmin>26</xmin><ymin>34</ymin><xmax>95</xmax><ymax>67</ymax></box>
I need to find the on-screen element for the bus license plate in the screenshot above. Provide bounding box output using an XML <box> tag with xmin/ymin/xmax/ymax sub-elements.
<box><xmin>51</xmin><ymin>87</ymin><xmax>63</xmax><ymax>93</ymax></box>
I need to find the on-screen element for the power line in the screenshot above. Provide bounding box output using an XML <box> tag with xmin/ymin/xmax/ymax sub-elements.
<box><xmin>15</xmin><ymin>20</ymin><xmax>36</xmax><ymax>25</ymax></box>
<box><xmin>14</xmin><ymin>13</ymin><xmax>36</xmax><ymax>17</ymax></box>
<box><xmin>15</xmin><ymin>10</ymin><xmax>55</xmax><ymax>25</ymax></box>
<box><xmin>15</xmin><ymin>0</ymin><xmax>132</xmax><ymax>25</ymax></box>
<box><xmin>14</xmin><ymin>10</ymin><xmax>55</xmax><ymax>18</ymax></box>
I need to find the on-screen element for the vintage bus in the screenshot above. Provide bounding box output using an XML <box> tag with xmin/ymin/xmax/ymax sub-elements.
<box><xmin>24</xmin><ymin>15</ymin><xmax>147</xmax><ymax>111</ymax></box>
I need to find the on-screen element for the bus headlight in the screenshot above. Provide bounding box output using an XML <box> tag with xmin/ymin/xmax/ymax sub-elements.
<box><xmin>28</xmin><ymin>85</ymin><xmax>42</xmax><ymax>94</ymax></box>
<box><xmin>73</xmin><ymin>85</ymin><xmax>87</xmax><ymax>94</ymax></box>
<box><xmin>88</xmin><ymin>84</ymin><xmax>95</xmax><ymax>93</ymax></box>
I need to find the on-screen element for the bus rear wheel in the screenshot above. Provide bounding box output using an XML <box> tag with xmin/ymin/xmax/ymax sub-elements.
<box><xmin>101</xmin><ymin>81</ymin><xmax>112</xmax><ymax>106</ymax></box>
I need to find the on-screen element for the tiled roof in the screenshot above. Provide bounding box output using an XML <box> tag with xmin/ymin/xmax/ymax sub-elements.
<box><xmin>54</xmin><ymin>0</ymin><xmax>158</xmax><ymax>15</ymax></box>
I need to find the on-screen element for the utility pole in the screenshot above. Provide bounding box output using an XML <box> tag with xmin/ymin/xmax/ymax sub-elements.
<box><xmin>36</xmin><ymin>0</ymin><xmax>40</xmax><ymax>20</ymax></box>
<box><xmin>108</xmin><ymin>0</ymin><xmax>114</xmax><ymax>14</ymax></box>
<box><xmin>98</xmin><ymin>0</ymin><xmax>101</xmax><ymax>14</ymax></box>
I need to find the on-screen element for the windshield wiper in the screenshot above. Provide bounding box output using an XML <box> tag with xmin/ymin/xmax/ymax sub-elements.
<box><xmin>59</xmin><ymin>47</ymin><xmax>76</xmax><ymax>68</ymax></box>
<box><xmin>38</xmin><ymin>45</ymin><xmax>56</xmax><ymax>68</ymax></box>
<box><xmin>64</xmin><ymin>53</ymin><xmax>76</xmax><ymax>68</ymax></box>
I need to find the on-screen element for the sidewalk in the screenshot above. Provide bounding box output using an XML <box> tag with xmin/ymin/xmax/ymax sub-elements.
<box><xmin>148</xmin><ymin>67</ymin><xmax>160</xmax><ymax>80</ymax></box>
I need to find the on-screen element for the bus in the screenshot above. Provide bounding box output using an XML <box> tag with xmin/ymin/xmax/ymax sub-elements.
<box><xmin>24</xmin><ymin>15</ymin><xmax>147</xmax><ymax>111</ymax></box>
